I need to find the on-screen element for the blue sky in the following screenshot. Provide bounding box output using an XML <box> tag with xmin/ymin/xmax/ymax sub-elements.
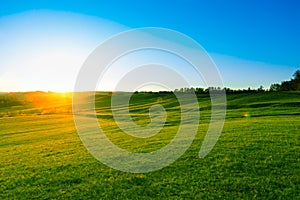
<box><xmin>0</xmin><ymin>0</ymin><xmax>299</xmax><ymax>91</ymax></box>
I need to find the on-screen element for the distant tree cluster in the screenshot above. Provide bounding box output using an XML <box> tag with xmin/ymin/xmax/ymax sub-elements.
<box><xmin>135</xmin><ymin>70</ymin><xmax>299</xmax><ymax>94</ymax></box>
<box><xmin>172</xmin><ymin>70</ymin><xmax>300</xmax><ymax>94</ymax></box>
<box><xmin>224</xmin><ymin>86</ymin><xmax>265</xmax><ymax>94</ymax></box>
<box><xmin>173</xmin><ymin>86</ymin><xmax>265</xmax><ymax>94</ymax></box>
<box><xmin>174</xmin><ymin>87</ymin><xmax>209</xmax><ymax>94</ymax></box>
<box><xmin>269</xmin><ymin>70</ymin><xmax>300</xmax><ymax>91</ymax></box>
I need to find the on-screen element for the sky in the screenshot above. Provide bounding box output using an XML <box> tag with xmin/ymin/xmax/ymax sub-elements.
<box><xmin>0</xmin><ymin>0</ymin><xmax>299</xmax><ymax>91</ymax></box>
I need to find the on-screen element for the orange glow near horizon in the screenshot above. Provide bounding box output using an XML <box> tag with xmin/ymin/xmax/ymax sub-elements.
<box><xmin>25</xmin><ymin>92</ymin><xmax>72</xmax><ymax>114</ymax></box>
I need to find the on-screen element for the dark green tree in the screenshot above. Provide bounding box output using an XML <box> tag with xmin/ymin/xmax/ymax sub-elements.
<box><xmin>280</xmin><ymin>69</ymin><xmax>300</xmax><ymax>91</ymax></box>
<box><xmin>269</xmin><ymin>83</ymin><xmax>280</xmax><ymax>91</ymax></box>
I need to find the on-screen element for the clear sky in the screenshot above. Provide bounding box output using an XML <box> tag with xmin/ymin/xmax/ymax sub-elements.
<box><xmin>0</xmin><ymin>0</ymin><xmax>299</xmax><ymax>91</ymax></box>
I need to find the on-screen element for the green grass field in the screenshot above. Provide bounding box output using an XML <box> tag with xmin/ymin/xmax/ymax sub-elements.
<box><xmin>1</xmin><ymin>91</ymin><xmax>299</xmax><ymax>199</ymax></box>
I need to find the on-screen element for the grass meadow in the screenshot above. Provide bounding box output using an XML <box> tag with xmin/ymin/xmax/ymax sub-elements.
<box><xmin>0</xmin><ymin>91</ymin><xmax>299</xmax><ymax>199</ymax></box>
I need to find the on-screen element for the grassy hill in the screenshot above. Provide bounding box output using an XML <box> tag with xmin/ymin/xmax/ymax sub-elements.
<box><xmin>0</xmin><ymin>91</ymin><xmax>299</xmax><ymax>199</ymax></box>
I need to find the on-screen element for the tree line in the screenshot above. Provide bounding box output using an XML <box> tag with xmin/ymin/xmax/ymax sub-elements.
<box><xmin>269</xmin><ymin>70</ymin><xmax>300</xmax><ymax>91</ymax></box>
<box><xmin>173</xmin><ymin>70</ymin><xmax>300</xmax><ymax>94</ymax></box>
<box><xmin>173</xmin><ymin>86</ymin><xmax>265</xmax><ymax>94</ymax></box>
<box><xmin>135</xmin><ymin>70</ymin><xmax>299</xmax><ymax>94</ymax></box>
